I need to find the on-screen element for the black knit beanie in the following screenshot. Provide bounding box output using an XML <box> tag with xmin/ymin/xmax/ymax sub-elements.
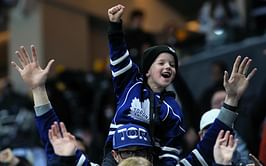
<box><xmin>141</xmin><ymin>45</ymin><xmax>178</xmax><ymax>76</ymax></box>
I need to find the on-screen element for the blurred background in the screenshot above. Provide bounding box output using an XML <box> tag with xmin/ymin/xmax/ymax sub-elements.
<box><xmin>1</xmin><ymin>0</ymin><xmax>266</xmax><ymax>165</ymax></box>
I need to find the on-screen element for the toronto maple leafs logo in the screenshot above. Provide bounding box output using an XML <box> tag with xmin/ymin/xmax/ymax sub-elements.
<box><xmin>129</xmin><ymin>97</ymin><xmax>150</xmax><ymax>123</ymax></box>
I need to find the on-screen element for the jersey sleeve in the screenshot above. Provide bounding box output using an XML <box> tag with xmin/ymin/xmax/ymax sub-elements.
<box><xmin>179</xmin><ymin>105</ymin><xmax>237</xmax><ymax>165</ymax></box>
<box><xmin>35</xmin><ymin>103</ymin><xmax>60</xmax><ymax>160</ymax></box>
<box><xmin>48</xmin><ymin>150</ymin><xmax>99</xmax><ymax>166</ymax></box>
<box><xmin>108</xmin><ymin>21</ymin><xmax>140</xmax><ymax>98</ymax></box>
<box><xmin>35</xmin><ymin>103</ymin><xmax>93</xmax><ymax>166</ymax></box>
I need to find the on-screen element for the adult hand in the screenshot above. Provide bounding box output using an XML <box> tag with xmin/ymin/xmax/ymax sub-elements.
<box><xmin>213</xmin><ymin>130</ymin><xmax>238</xmax><ymax>165</ymax></box>
<box><xmin>48</xmin><ymin>121</ymin><xmax>77</xmax><ymax>156</ymax></box>
<box><xmin>224</xmin><ymin>56</ymin><xmax>257</xmax><ymax>106</ymax></box>
<box><xmin>11</xmin><ymin>45</ymin><xmax>54</xmax><ymax>90</ymax></box>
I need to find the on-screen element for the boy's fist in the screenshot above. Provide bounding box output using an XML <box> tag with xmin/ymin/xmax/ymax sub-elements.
<box><xmin>108</xmin><ymin>4</ymin><xmax>125</xmax><ymax>22</ymax></box>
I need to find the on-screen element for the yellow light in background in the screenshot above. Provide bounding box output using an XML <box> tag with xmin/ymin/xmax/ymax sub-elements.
<box><xmin>93</xmin><ymin>58</ymin><xmax>105</xmax><ymax>73</ymax></box>
<box><xmin>0</xmin><ymin>31</ymin><xmax>9</xmax><ymax>44</ymax></box>
<box><xmin>55</xmin><ymin>64</ymin><xmax>65</xmax><ymax>74</ymax></box>
<box><xmin>186</xmin><ymin>20</ymin><xmax>200</xmax><ymax>32</ymax></box>
<box><xmin>176</xmin><ymin>29</ymin><xmax>187</xmax><ymax>42</ymax></box>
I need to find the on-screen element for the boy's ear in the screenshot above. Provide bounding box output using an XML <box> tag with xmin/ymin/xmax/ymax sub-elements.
<box><xmin>111</xmin><ymin>150</ymin><xmax>120</xmax><ymax>163</ymax></box>
<box><xmin>146</xmin><ymin>70</ymin><xmax>150</xmax><ymax>77</ymax></box>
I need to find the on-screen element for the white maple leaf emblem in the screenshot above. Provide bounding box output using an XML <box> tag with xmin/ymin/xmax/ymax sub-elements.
<box><xmin>129</xmin><ymin>97</ymin><xmax>150</xmax><ymax>123</ymax></box>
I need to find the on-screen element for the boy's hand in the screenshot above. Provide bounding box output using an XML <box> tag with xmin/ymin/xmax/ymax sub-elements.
<box><xmin>11</xmin><ymin>45</ymin><xmax>54</xmax><ymax>90</ymax></box>
<box><xmin>108</xmin><ymin>4</ymin><xmax>125</xmax><ymax>22</ymax></box>
<box><xmin>224</xmin><ymin>56</ymin><xmax>257</xmax><ymax>106</ymax></box>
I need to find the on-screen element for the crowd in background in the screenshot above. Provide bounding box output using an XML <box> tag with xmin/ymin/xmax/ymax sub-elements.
<box><xmin>0</xmin><ymin>0</ymin><xmax>266</xmax><ymax>165</ymax></box>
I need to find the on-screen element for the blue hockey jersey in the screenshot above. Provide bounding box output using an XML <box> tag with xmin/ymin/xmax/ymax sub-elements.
<box><xmin>106</xmin><ymin>21</ymin><xmax>186</xmax><ymax>165</ymax></box>
<box><xmin>104</xmin><ymin>21</ymin><xmax>238</xmax><ymax>166</ymax></box>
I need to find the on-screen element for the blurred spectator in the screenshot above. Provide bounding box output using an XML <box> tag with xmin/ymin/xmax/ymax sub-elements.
<box><xmin>46</xmin><ymin>69</ymin><xmax>95</xmax><ymax>130</ymax></box>
<box><xmin>0</xmin><ymin>148</ymin><xmax>32</xmax><ymax>166</ymax></box>
<box><xmin>198</xmin><ymin>0</ymin><xmax>243</xmax><ymax>47</ymax></box>
<box><xmin>12</xmin><ymin>147</ymin><xmax>46</xmax><ymax>166</ymax></box>
<box><xmin>0</xmin><ymin>72</ymin><xmax>39</xmax><ymax>149</ymax></box>
<box><xmin>198</xmin><ymin>60</ymin><xmax>227</xmax><ymax>114</ymax></box>
<box><xmin>157</xmin><ymin>21</ymin><xmax>179</xmax><ymax>48</ymax></box>
<box><xmin>249</xmin><ymin>77</ymin><xmax>266</xmax><ymax>156</ymax></box>
<box><xmin>0</xmin><ymin>0</ymin><xmax>18</xmax><ymax>31</ymax></box>
<box><xmin>125</xmin><ymin>9</ymin><xmax>156</xmax><ymax>66</ymax></box>
<box><xmin>211</xmin><ymin>90</ymin><xmax>226</xmax><ymax>109</ymax></box>
<box><xmin>250</xmin><ymin>0</ymin><xmax>266</xmax><ymax>35</ymax></box>
<box><xmin>0</xmin><ymin>72</ymin><xmax>46</xmax><ymax>166</ymax></box>
<box><xmin>46</xmin><ymin>68</ymin><xmax>115</xmax><ymax>164</ymax></box>
<box><xmin>157</xmin><ymin>20</ymin><xmax>205</xmax><ymax>57</ymax></box>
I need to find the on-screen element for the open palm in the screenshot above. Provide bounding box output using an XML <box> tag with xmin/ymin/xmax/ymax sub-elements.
<box><xmin>214</xmin><ymin>130</ymin><xmax>237</xmax><ymax>165</ymax></box>
<box><xmin>11</xmin><ymin>45</ymin><xmax>54</xmax><ymax>89</ymax></box>
<box><xmin>49</xmin><ymin>122</ymin><xmax>77</xmax><ymax>156</ymax></box>
<box><xmin>224</xmin><ymin>56</ymin><xmax>257</xmax><ymax>101</ymax></box>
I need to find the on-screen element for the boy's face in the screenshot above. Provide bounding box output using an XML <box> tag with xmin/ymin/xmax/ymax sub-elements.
<box><xmin>146</xmin><ymin>53</ymin><xmax>176</xmax><ymax>92</ymax></box>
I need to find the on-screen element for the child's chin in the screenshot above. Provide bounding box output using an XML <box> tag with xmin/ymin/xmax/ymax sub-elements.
<box><xmin>161</xmin><ymin>82</ymin><xmax>171</xmax><ymax>88</ymax></box>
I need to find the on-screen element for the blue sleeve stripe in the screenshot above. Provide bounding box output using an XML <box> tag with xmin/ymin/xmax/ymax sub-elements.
<box><xmin>158</xmin><ymin>153</ymin><xmax>179</xmax><ymax>161</ymax></box>
<box><xmin>161</xmin><ymin>146</ymin><xmax>182</xmax><ymax>154</ymax></box>
<box><xmin>76</xmin><ymin>154</ymin><xmax>86</xmax><ymax>166</ymax></box>
<box><xmin>179</xmin><ymin>159</ymin><xmax>193</xmax><ymax>166</ymax></box>
<box><xmin>112</xmin><ymin>60</ymin><xmax>132</xmax><ymax>77</ymax></box>
<box><xmin>110</xmin><ymin>50</ymin><xmax>129</xmax><ymax>66</ymax></box>
<box><xmin>192</xmin><ymin>149</ymin><xmax>208</xmax><ymax>166</ymax></box>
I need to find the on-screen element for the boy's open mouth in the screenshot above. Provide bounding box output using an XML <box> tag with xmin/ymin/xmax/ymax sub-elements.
<box><xmin>161</xmin><ymin>72</ymin><xmax>171</xmax><ymax>78</ymax></box>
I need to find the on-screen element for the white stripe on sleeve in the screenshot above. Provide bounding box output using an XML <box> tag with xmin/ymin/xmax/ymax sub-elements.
<box><xmin>179</xmin><ymin>158</ymin><xmax>192</xmax><ymax>166</ymax></box>
<box><xmin>112</xmin><ymin>60</ymin><xmax>132</xmax><ymax>77</ymax></box>
<box><xmin>161</xmin><ymin>146</ymin><xmax>182</xmax><ymax>154</ymax></box>
<box><xmin>158</xmin><ymin>153</ymin><xmax>179</xmax><ymax>161</ymax></box>
<box><xmin>110</xmin><ymin>50</ymin><xmax>129</xmax><ymax>65</ymax></box>
<box><xmin>192</xmin><ymin>149</ymin><xmax>208</xmax><ymax>166</ymax></box>
<box><xmin>76</xmin><ymin>154</ymin><xmax>86</xmax><ymax>166</ymax></box>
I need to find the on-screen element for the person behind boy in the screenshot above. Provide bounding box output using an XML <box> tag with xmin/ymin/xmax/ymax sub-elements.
<box><xmin>104</xmin><ymin>4</ymin><xmax>257</xmax><ymax>166</ymax></box>
<box><xmin>48</xmin><ymin>122</ymin><xmax>153</xmax><ymax>165</ymax></box>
